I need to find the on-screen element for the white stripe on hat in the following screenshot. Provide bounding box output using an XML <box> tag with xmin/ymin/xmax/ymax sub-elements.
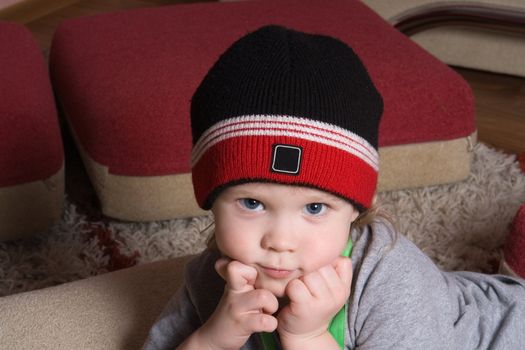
<box><xmin>191</xmin><ymin>114</ymin><xmax>379</xmax><ymax>171</ymax></box>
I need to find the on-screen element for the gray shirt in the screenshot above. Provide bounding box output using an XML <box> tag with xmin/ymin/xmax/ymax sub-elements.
<box><xmin>143</xmin><ymin>221</ymin><xmax>525</xmax><ymax>349</ymax></box>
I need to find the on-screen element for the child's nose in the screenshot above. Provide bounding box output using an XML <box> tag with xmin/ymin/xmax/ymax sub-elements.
<box><xmin>261</xmin><ymin>217</ymin><xmax>298</xmax><ymax>252</ymax></box>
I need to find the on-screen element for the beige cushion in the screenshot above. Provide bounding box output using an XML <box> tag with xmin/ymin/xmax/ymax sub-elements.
<box><xmin>0</xmin><ymin>166</ymin><xmax>64</xmax><ymax>241</ymax></box>
<box><xmin>0</xmin><ymin>256</ymin><xmax>191</xmax><ymax>350</ymax></box>
<box><xmin>378</xmin><ymin>133</ymin><xmax>476</xmax><ymax>192</ymax></box>
<box><xmin>362</xmin><ymin>0</ymin><xmax>525</xmax><ymax>77</ymax></box>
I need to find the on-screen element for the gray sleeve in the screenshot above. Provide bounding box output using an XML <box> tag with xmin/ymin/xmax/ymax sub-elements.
<box><xmin>142</xmin><ymin>251</ymin><xmax>225</xmax><ymax>350</ymax></box>
<box><xmin>349</xmin><ymin>228</ymin><xmax>456</xmax><ymax>349</ymax></box>
<box><xmin>445</xmin><ymin>271</ymin><xmax>525</xmax><ymax>348</ymax></box>
<box><xmin>142</xmin><ymin>284</ymin><xmax>202</xmax><ymax>350</ymax></box>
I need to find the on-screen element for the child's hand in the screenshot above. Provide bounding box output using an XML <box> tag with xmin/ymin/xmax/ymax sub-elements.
<box><xmin>277</xmin><ymin>256</ymin><xmax>353</xmax><ymax>347</ymax></box>
<box><xmin>198</xmin><ymin>258</ymin><xmax>279</xmax><ymax>350</ymax></box>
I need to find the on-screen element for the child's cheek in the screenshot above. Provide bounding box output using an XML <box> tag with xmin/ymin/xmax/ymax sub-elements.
<box><xmin>302</xmin><ymin>239</ymin><xmax>346</xmax><ymax>272</ymax></box>
<box><xmin>215</xmin><ymin>227</ymin><xmax>257</xmax><ymax>264</ymax></box>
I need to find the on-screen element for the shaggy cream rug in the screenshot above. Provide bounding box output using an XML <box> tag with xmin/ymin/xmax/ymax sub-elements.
<box><xmin>1</xmin><ymin>142</ymin><xmax>524</xmax><ymax>297</ymax></box>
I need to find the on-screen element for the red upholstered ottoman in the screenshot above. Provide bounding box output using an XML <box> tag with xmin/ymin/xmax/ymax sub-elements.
<box><xmin>49</xmin><ymin>0</ymin><xmax>476</xmax><ymax>221</ymax></box>
<box><xmin>0</xmin><ymin>22</ymin><xmax>64</xmax><ymax>240</ymax></box>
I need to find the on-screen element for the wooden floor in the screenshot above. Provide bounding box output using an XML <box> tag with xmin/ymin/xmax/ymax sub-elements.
<box><xmin>11</xmin><ymin>0</ymin><xmax>525</xmax><ymax>154</ymax></box>
<box><xmin>455</xmin><ymin>69</ymin><xmax>524</xmax><ymax>154</ymax></box>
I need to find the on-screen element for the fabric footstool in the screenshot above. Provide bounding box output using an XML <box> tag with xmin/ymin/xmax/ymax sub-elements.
<box><xmin>0</xmin><ymin>22</ymin><xmax>64</xmax><ymax>240</ymax></box>
<box><xmin>49</xmin><ymin>0</ymin><xmax>476</xmax><ymax>221</ymax></box>
<box><xmin>0</xmin><ymin>255</ymin><xmax>191</xmax><ymax>349</ymax></box>
<box><xmin>501</xmin><ymin>204</ymin><xmax>525</xmax><ymax>278</ymax></box>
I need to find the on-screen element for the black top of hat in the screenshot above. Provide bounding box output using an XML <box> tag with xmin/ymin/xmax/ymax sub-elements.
<box><xmin>191</xmin><ymin>25</ymin><xmax>383</xmax><ymax>149</ymax></box>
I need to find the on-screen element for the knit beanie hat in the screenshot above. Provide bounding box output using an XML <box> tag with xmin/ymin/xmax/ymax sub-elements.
<box><xmin>190</xmin><ymin>25</ymin><xmax>383</xmax><ymax>212</ymax></box>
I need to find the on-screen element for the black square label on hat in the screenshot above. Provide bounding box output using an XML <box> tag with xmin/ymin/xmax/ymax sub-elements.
<box><xmin>271</xmin><ymin>144</ymin><xmax>302</xmax><ymax>175</ymax></box>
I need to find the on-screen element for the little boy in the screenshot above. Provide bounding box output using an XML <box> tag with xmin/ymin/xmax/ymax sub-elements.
<box><xmin>144</xmin><ymin>25</ymin><xmax>525</xmax><ymax>350</ymax></box>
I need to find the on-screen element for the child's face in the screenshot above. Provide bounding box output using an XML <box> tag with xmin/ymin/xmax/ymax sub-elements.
<box><xmin>211</xmin><ymin>182</ymin><xmax>359</xmax><ymax>297</ymax></box>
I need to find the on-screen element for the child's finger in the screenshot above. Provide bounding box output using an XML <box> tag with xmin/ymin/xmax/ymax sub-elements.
<box><xmin>238</xmin><ymin>289</ymin><xmax>279</xmax><ymax>315</ymax></box>
<box><xmin>227</xmin><ymin>261</ymin><xmax>258</xmax><ymax>291</ymax></box>
<box><xmin>242</xmin><ymin>313</ymin><xmax>278</xmax><ymax>334</ymax></box>
<box><xmin>215</xmin><ymin>259</ymin><xmax>258</xmax><ymax>292</ymax></box>
<box><xmin>333</xmin><ymin>256</ymin><xmax>353</xmax><ymax>287</ymax></box>
<box><xmin>317</xmin><ymin>264</ymin><xmax>351</xmax><ymax>305</ymax></box>
<box><xmin>301</xmin><ymin>270</ymin><xmax>331</xmax><ymax>299</ymax></box>
<box><xmin>285</xmin><ymin>278</ymin><xmax>311</xmax><ymax>303</ymax></box>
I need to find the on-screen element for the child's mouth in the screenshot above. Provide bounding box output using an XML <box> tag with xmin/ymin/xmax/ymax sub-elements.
<box><xmin>261</xmin><ymin>266</ymin><xmax>294</xmax><ymax>279</ymax></box>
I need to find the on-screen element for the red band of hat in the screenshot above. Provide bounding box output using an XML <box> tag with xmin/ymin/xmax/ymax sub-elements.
<box><xmin>192</xmin><ymin>135</ymin><xmax>377</xmax><ymax>210</ymax></box>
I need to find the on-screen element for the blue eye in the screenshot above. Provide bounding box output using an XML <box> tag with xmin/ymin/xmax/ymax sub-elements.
<box><xmin>304</xmin><ymin>203</ymin><xmax>326</xmax><ymax>215</ymax></box>
<box><xmin>239</xmin><ymin>198</ymin><xmax>264</xmax><ymax>211</ymax></box>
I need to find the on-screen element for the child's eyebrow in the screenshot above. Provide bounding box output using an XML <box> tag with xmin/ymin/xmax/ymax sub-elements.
<box><xmin>234</xmin><ymin>191</ymin><xmax>259</xmax><ymax>198</ymax></box>
<box><xmin>292</xmin><ymin>187</ymin><xmax>345</xmax><ymax>203</ymax></box>
<box><xmin>227</xmin><ymin>188</ymin><xmax>264</xmax><ymax>198</ymax></box>
<box><xmin>313</xmin><ymin>194</ymin><xmax>345</xmax><ymax>205</ymax></box>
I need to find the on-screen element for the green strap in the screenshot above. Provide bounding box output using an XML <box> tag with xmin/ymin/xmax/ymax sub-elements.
<box><xmin>328</xmin><ymin>303</ymin><xmax>347</xmax><ymax>349</ymax></box>
<box><xmin>259</xmin><ymin>240</ymin><xmax>352</xmax><ymax>349</ymax></box>
<box><xmin>261</xmin><ymin>331</ymin><xmax>277</xmax><ymax>349</ymax></box>
<box><xmin>327</xmin><ymin>238</ymin><xmax>352</xmax><ymax>348</ymax></box>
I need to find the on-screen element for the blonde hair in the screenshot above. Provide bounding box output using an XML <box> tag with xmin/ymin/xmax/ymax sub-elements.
<box><xmin>351</xmin><ymin>198</ymin><xmax>399</xmax><ymax>248</ymax></box>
